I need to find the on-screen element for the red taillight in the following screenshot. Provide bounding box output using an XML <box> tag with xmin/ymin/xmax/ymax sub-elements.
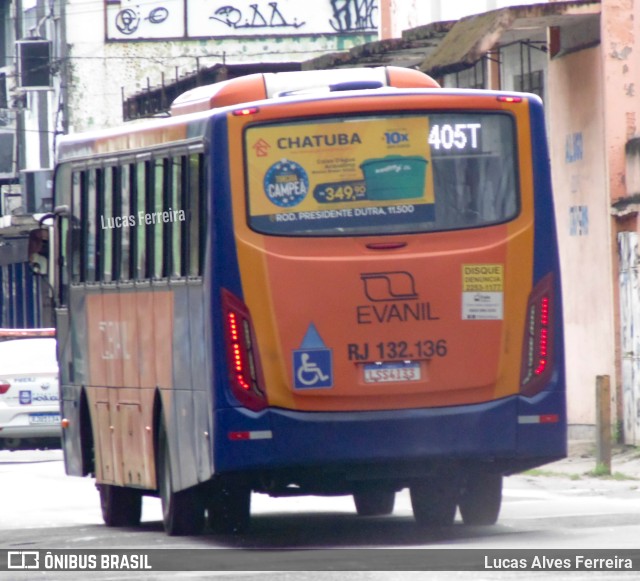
<box><xmin>0</xmin><ymin>380</ymin><xmax>10</xmax><ymax>395</ymax></box>
<box><xmin>222</xmin><ymin>289</ymin><xmax>267</xmax><ymax>411</ymax></box>
<box><xmin>520</xmin><ymin>274</ymin><xmax>554</xmax><ymax>396</ymax></box>
<box><xmin>534</xmin><ymin>296</ymin><xmax>550</xmax><ymax>375</ymax></box>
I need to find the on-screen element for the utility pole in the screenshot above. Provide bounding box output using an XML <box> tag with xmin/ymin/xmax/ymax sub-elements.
<box><xmin>596</xmin><ymin>375</ymin><xmax>612</xmax><ymax>474</ymax></box>
<box><xmin>13</xmin><ymin>0</ymin><xmax>24</xmax><ymax>177</ymax></box>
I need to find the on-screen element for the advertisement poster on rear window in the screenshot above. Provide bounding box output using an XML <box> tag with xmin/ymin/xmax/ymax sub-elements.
<box><xmin>245</xmin><ymin>116</ymin><xmax>436</xmax><ymax>235</ymax></box>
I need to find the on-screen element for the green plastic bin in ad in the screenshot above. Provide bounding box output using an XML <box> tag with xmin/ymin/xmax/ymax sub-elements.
<box><xmin>360</xmin><ymin>155</ymin><xmax>428</xmax><ymax>200</ymax></box>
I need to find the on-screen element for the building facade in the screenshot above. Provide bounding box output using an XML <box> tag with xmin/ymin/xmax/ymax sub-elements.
<box><xmin>417</xmin><ymin>0</ymin><xmax>637</xmax><ymax>443</ymax></box>
<box><xmin>3</xmin><ymin>0</ymin><xmax>640</xmax><ymax>444</ymax></box>
<box><xmin>1</xmin><ymin>0</ymin><xmax>381</xmax><ymax>193</ymax></box>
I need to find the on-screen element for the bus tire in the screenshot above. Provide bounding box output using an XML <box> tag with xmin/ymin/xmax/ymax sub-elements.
<box><xmin>207</xmin><ymin>482</ymin><xmax>251</xmax><ymax>534</ymax></box>
<box><xmin>98</xmin><ymin>484</ymin><xmax>142</xmax><ymax>527</ymax></box>
<box><xmin>459</xmin><ymin>473</ymin><xmax>503</xmax><ymax>525</ymax></box>
<box><xmin>410</xmin><ymin>477</ymin><xmax>457</xmax><ymax>527</ymax></box>
<box><xmin>157</xmin><ymin>417</ymin><xmax>205</xmax><ymax>536</ymax></box>
<box><xmin>353</xmin><ymin>487</ymin><xmax>396</xmax><ymax>516</ymax></box>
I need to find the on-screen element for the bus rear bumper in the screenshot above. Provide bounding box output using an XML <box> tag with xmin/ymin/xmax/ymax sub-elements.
<box><xmin>214</xmin><ymin>390</ymin><xmax>567</xmax><ymax>476</ymax></box>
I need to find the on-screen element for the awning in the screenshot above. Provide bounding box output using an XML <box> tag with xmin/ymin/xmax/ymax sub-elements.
<box><xmin>420</xmin><ymin>1</ymin><xmax>601</xmax><ymax>77</ymax></box>
<box><xmin>304</xmin><ymin>20</ymin><xmax>453</xmax><ymax>71</ymax></box>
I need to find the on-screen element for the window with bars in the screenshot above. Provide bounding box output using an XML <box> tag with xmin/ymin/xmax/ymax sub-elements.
<box><xmin>65</xmin><ymin>152</ymin><xmax>207</xmax><ymax>285</ymax></box>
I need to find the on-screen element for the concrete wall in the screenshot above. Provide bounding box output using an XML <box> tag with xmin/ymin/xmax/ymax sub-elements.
<box><xmin>444</xmin><ymin>35</ymin><xmax>615</xmax><ymax>434</ymax></box>
<box><xmin>601</xmin><ymin>0</ymin><xmax>640</xmax><ymax>444</ymax></box>
<box><xmin>548</xmin><ymin>46</ymin><xmax>615</xmax><ymax>435</ymax></box>
<box><xmin>601</xmin><ymin>0</ymin><xmax>640</xmax><ymax>201</ymax></box>
<box><xmin>65</xmin><ymin>0</ymin><xmax>377</xmax><ymax>131</ymax></box>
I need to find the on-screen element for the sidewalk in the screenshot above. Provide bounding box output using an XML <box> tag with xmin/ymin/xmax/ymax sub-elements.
<box><xmin>540</xmin><ymin>441</ymin><xmax>640</xmax><ymax>480</ymax></box>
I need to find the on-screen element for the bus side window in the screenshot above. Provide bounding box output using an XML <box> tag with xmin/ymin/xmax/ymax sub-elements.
<box><xmin>179</xmin><ymin>156</ymin><xmax>189</xmax><ymax>277</ymax></box>
<box><xmin>55</xmin><ymin>165</ymin><xmax>71</xmax><ymax>305</ymax></box>
<box><xmin>162</xmin><ymin>158</ymin><xmax>172</xmax><ymax>278</ymax></box>
<box><xmin>119</xmin><ymin>164</ymin><xmax>132</xmax><ymax>281</ymax></box>
<box><xmin>59</xmin><ymin>216</ymin><xmax>69</xmax><ymax>305</ymax></box>
<box><xmin>134</xmin><ymin>161</ymin><xmax>147</xmax><ymax>280</ymax></box>
<box><xmin>170</xmin><ymin>156</ymin><xmax>183</xmax><ymax>278</ymax></box>
<box><xmin>111</xmin><ymin>166</ymin><xmax>122</xmax><ymax>281</ymax></box>
<box><xmin>102</xmin><ymin>166</ymin><xmax>114</xmax><ymax>282</ymax></box>
<box><xmin>151</xmin><ymin>158</ymin><xmax>164</xmax><ymax>279</ymax></box>
<box><xmin>187</xmin><ymin>153</ymin><xmax>205</xmax><ymax>277</ymax></box>
<box><xmin>198</xmin><ymin>154</ymin><xmax>207</xmax><ymax>276</ymax></box>
<box><xmin>86</xmin><ymin>169</ymin><xmax>98</xmax><ymax>283</ymax></box>
<box><xmin>71</xmin><ymin>171</ymin><xmax>82</xmax><ymax>284</ymax></box>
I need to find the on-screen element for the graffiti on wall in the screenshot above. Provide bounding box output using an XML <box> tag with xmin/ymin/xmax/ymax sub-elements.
<box><xmin>566</xmin><ymin>131</ymin><xmax>588</xmax><ymax>236</ymax></box>
<box><xmin>210</xmin><ymin>4</ymin><xmax>306</xmax><ymax>30</ymax></box>
<box><xmin>565</xmin><ymin>132</ymin><xmax>583</xmax><ymax>163</ymax></box>
<box><xmin>114</xmin><ymin>6</ymin><xmax>170</xmax><ymax>36</ymax></box>
<box><xmin>569</xmin><ymin>205</ymin><xmax>589</xmax><ymax>236</ymax></box>
<box><xmin>106</xmin><ymin>0</ymin><xmax>378</xmax><ymax>40</ymax></box>
<box><xmin>108</xmin><ymin>0</ymin><xmax>184</xmax><ymax>39</ymax></box>
<box><xmin>329</xmin><ymin>0</ymin><xmax>377</xmax><ymax>32</ymax></box>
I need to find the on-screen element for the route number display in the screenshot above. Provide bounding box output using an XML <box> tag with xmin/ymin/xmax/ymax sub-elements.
<box><xmin>429</xmin><ymin>123</ymin><xmax>481</xmax><ymax>151</ymax></box>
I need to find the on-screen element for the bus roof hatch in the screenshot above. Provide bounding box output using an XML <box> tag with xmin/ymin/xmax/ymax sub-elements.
<box><xmin>169</xmin><ymin>66</ymin><xmax>440</xmax><ymax>116</ymax></box>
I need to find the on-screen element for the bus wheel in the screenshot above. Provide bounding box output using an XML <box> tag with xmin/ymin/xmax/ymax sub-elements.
<box><xmin>410</xmin><ymin>476</ymin><xmax>457</xmax><ymax>527</ymax></box>
<box><xmin>207</xmin><ymin>482</ymin><xmax>251</xmax><ymax>534</ymax></box>
<box><xmin>157</xmin><ymin>418</ymin><xmax>205</xmax><ymax>536</ymax></box>
<box><xmin>353</xmin><ymin>487</ymin><xmax>396</xmax><ymax>516</ymax></box>
<box><xmin>98</xmin><ymin>484</ymin><xmax>142</xmax><ymax>527</ymax></box>
<box><xmin>459</xmin><ymin>473</ymin><xmax>503</xmax><ymax>525</ymax></box>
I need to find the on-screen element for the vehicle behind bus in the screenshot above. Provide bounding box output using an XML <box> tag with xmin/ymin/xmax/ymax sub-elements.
<box><xmin>50</xmin><ymin>67</ymin><xmax>565</xmax><ymax>535</ymax></box>
<box><xmin>0</xmin><ymin>328</ymin><xmax>59</xmax><ymax>450</ymax></box>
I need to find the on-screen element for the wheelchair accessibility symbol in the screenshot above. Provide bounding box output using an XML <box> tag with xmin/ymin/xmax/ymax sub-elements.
<box><xmin>293</xmin><ymin>324</ymin><xmax>333</xmax><ymax>389</ymax></box>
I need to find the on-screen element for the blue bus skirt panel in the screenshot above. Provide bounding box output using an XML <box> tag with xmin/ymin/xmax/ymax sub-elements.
<box><xmin>517</xmin><ymin>389</ymin><xmax>567</xmax><ymax>458</ymax></box>
<box><xmin>213</xmin><ymin>389</ymin><xmax>566</xmax><ymax>476</ymax></box>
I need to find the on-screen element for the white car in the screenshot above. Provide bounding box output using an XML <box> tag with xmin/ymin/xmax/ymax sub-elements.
<box><xmin>0</xmin><ymin>330</ymin><xmax>60</xmax><ymax>450</ymax></box>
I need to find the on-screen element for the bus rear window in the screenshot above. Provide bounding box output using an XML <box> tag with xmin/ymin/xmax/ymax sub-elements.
<box><xmin>244</xmin><ymin>113</ymin><xmax>518</xmax><ymax>236</ymax></box>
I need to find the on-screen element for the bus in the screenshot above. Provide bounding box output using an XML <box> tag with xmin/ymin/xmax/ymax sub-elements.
<box><xmin>48</xmin><ymin>66</ymin><xmax>565</xmax><ymax>535</ymax></box>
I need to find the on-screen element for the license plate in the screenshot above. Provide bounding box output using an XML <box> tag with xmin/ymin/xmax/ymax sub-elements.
<box><xmin>29</xmin><ymin>413</ymin><xmax>61</xmax><ymax>425</ymax></box>
<box><xmin>363</xmin><ymin>362</ymin><xmax>421</xmax><ymax>383</ymax></box>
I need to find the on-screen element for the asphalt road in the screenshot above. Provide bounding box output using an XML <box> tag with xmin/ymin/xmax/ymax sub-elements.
<box><xmin>1</xmin><ymin>448</ymin><xmax>640</xmax><ymax>580</ymax></box>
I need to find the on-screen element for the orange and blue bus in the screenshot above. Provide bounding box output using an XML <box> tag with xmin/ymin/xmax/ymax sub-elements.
<box><xmin>49</xmin><ymin>66</ymin><xmax>565</xmax><ymax>535</ymax></box>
